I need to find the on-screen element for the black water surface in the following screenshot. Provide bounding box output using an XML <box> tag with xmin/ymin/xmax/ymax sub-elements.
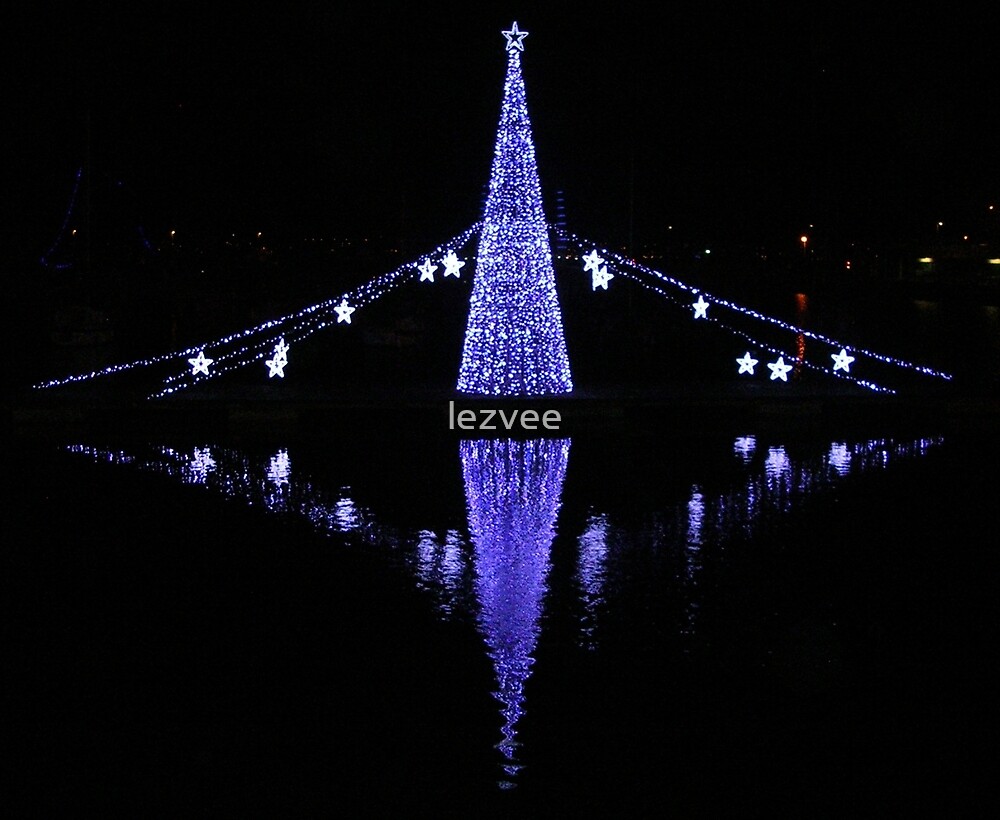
<box><xmin>5</xmin><ymin>423</ymin><xmax>998</xmax><ymax>817</ymax></box>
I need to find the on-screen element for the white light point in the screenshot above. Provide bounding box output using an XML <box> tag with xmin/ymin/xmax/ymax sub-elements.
<box><xmin>582</xmin><ymin>249</ymin><xmax>604</xmax><ymax>273</ymax></box>
<box><xmin>592</xmin><ymin>265</ymin><xmax>613</xmax><ymax>291</ymax></box>
<box><xmin>831</xmin><ymin>348</ymin><xmax>855</xmax><ymax>373</ymax></box>
<box><xmin>768</xmin><ymin>356</ymin><xmax>793</xmax><ymax>381</ymax></box>
<box><xmin>693</xmin><ymin>294</ymin><xmax>709</xmax><ymax>319</ymax></box>
<box><xmin>502</xmin><ymin>21</ymin><xmax>529</xmax><ymax>52</ymax></box>
<box><xmin>736</xmin><ymin>352</ymin><xmax>758</xmax><ymax>375</ymax></box>
<box><xmin>188</xmin><ymin>350</ymin><xmax>213</xmax><ymax>376</ymax></box>
<box><xmin>442</xmin><ymin>250</ymin><xmax>466</xmax><ymax>278</ymax></box>
<box><xmin>418</xmin><ymin>258</ymin><xmax>438</xmax><ymax>282</ymax></box>
<box><xmin>335</xmin><ymin>299</ymin><xmax>356</xmax><ymax>324</ymax></box>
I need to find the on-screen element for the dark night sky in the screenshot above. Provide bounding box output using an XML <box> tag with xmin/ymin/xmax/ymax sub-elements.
<box><xmin>7</xmin><ymin>2</ymin><xmax>999</xmax><ymax>260</ymax></box>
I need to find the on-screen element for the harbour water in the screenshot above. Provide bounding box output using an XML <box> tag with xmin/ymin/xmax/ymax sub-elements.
<box><xmin>7</xmin><ymin>408</ymin><xmax>997</xmax><ymax>816</ymax></box>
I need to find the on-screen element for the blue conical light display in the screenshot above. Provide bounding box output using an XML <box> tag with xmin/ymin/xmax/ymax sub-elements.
<box><xmin>457</xmin><ymin>23</ymin><xmax>573</xmax><ymax>396</ymax></box>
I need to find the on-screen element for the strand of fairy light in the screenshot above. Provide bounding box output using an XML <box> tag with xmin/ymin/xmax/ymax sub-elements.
<box><xmin>572</xmin><ymin>247</ymin><xmax>895</xmax><ymax>393</ymax></box>
<box><xmin>557</xmin><ymin>228</ymin><xmax>953</xmax><ymax>383</ymax></box>
<box><xmin>631</xmin><ymin>269</ymin><xmax>894</xmax><ymax>392</ymax></box>
<box><xmin>35</xmin><ymin>223</ymin><xmax>481</xmax><ymax>393</ymax></box>
<box><xmin>151</xmin><ymin>223</ymin><xmax>482</xmax><ymax>398</ymax></box>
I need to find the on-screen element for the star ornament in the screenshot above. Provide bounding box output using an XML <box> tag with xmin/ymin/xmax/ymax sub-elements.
<box><xmin>582</xmin><ymin>249</ymin><xmax>605</xmax><ymax>274</ymax></box>
<box><xmin>736</xmin><ymin>352</ymin><xmax>758</xmax><ymax>375</ymax></box>
<box><xmin>418</xmin><ymin>258</ymin><xmax>438</xmax><ymax>282</ymax></box>
<box><xmin>768</xmin><ymin>356</ymin><xmax>793</xmax><ymax>382</ymax></box>
<box><xmin>265</xmin><ymin>355</ymin><xmax>287</xmax><ymax>378</ymax></box>
<box><xmin>265</xmin><ymin>337</ymin><xmax>289</xmax><ymax>378</ymax></box>
<box><xmin>335</xmin><ymin>299</ymin><xmax>356</xmax><ymax>324</ymax></box>
<box><xmin>831</xmin><ymin>348</ymin><xmax>855</xmax><ymax>373</ymax></box>
<box><xmin>692</xmin><ymin>294</ymin><xmax>709</xmax><ymax>319</ymax></box>
<box><xmin>188</xmin><ymin>350</ymin><xmax>213</xmax><ymax>376</ymax></box>
<box><xmin>441</xmin><ymin>250</ymin><xmax>466</xmax><ymax>278</ymax></box>
<box><xmin>502</xmin><ymin>21</ymin><xmax>528</xmax><ymax>52</ymax></box>
<box><xmin>592</xmin><ymin>265</ymin><xmax>614</xmax><ymax>291</ymax></box>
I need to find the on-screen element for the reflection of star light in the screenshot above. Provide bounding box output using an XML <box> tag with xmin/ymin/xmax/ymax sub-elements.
<box><xmin>442</xmin><ymin>251</ymin><xmax>466</xmax><ymax>278</ymax></box>
<box><xmin>831</xmin><ymin>348</ymin><xmax>855</xmax><ymax>372</ymax></box>
<box><xmin>582</xmin><ymin>249</ymin><xmax>604</xmax><ymax>273</ymax></box>
<box><xmin>189</xmin><ymin>447</ymin><xmax>216</xmax><ymax>483</ymax></box>
<box><xmin>501</xmin><ymin>21</ymin><xmax>528</xmax><ymax>51</ymax></box>
<box><xmin>733</xmin><ymin>435</ymin><xmax>756</xmax><ymax>462</ymax></box>
<box><xmin>591</xmin><ymin>265</ymin><xmax>613</xmax><ymax>290</ymax></box>
<box><xmin>828</xmin><ymin>442</ymin><xmax>851</xmax><ymax>475</ymax></box>
<box><xmin>334</xmin><ymin>299</ymin><xmax>356</xmax><ymax>324</ymax></box>
<box><xmin>768</xmin><ymin>356</ymin><xmax>793</xmax><ymax>381</ymax></box>
<box><xmin>692</xmin><ymin>294</ymin><xmax>709</xmax><ymax>319</ymax></box>
<box><xmin>334</xmin><ymin>494</ymin><xmax>359</xmax><ymax>531</ymax></box>
<box><xmin>418</xmin><ymin>258</ymin><xmax>438</xmax><ymax>282</ymax></box>
<box><xmin>188</xmin><ymin>350</ymin><xmax>213</xmax><ymax>375</ymax></box>
<box><xmin>576</xmin><ymin>512</ymin><xmax>609</xmax><ymax>649</ymax></box>
<box><xmin>267</xmin><ymin>449</ymin><xmax>291</xmax><ymax>487</ymax></box>
<box><xmin>736</xmin><ymin>352</ymin><xmax>758</xmax><ymax>374</ymax></box>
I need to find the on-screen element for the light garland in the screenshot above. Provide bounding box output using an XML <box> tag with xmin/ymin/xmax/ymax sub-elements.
<box><xmin>557</xmin><ymin>228</ymin><xmax>953</xmax><ymax>392</ymax></box>
<box><xmin>33</xmin><ymin>223</ymin><xmax>480</xmax><ymax>395</ymax></box>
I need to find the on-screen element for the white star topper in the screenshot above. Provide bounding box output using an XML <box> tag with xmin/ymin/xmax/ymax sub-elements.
<box><xmin>831</xmin><ymin>348</ymin><xmax>855</xmax><ymax>373</ymax></box>
<box><xmin>768</xmin><ymin>356</ymin><xmax>793</xmax><ymax>382</ymax></box>
<box><xmin>502</xmin><ymin>21</ymin><xmax>528</xmax><ymax>52</ymax></box>
<box><xmin>188</xmin><ymin>350</ymin><xmax>213</xmax><ymax>376</ymax></box>
<box><xmin>335</xmin><ymin>299</ymin><xmax>356</xmax><ymax>324</ymax></box>
<box><xmin>441</xmin><ymin>250</ymin><xmax>466</xmax><ymax>278</ymax></box>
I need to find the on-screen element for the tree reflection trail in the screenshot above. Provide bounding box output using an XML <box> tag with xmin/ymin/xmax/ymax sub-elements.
<box><xmin>459</xmin><ymin>437</ymin><xmax>571</xmax><ymax>789</ymax></box>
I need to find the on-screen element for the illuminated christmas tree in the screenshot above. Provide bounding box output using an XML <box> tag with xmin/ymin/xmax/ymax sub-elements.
<box><xmin>457</xmin><ymin>22</ymin><xmax>573</xmax><ymax>396</ymax></box>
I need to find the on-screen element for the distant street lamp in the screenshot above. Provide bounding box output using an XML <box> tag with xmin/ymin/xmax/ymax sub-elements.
<box><xmin>800</xmin><ymin>235</ymin><xmax>808</xmax><ymax>258</ymax></box>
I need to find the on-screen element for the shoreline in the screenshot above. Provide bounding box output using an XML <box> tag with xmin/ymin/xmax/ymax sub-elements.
<box><xmin>8</xmin><ymin>380</ymin><xmax>998</xmax><ymax>442</ymax></box>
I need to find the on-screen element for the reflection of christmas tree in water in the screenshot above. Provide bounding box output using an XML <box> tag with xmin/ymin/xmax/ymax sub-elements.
<box><xmin>457</xmin><ymin>22</ymin><xmax>573</xmax><ymax>396</ymax></box>
<box><xmin>460</xmin><ymin>436</ymin><xmax>571</xmax><ymax>787</ymax></box>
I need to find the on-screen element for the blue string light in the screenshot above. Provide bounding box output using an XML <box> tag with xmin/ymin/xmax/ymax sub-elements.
<box><xmin>557</xmin><ymin>228</ymin><xmax>953</xmax><ymax>391</ymax></box>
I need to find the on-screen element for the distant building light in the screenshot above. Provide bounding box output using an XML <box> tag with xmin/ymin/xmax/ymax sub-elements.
<box><xmin>988</xmin><ymin>258</ymin><xmax>1000</xmax><ymax>265</ymax></box>
<box><xmin>918</xmin><ymin>257</ymin><xmax>933</xmax><ymax>264</ymax></box>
